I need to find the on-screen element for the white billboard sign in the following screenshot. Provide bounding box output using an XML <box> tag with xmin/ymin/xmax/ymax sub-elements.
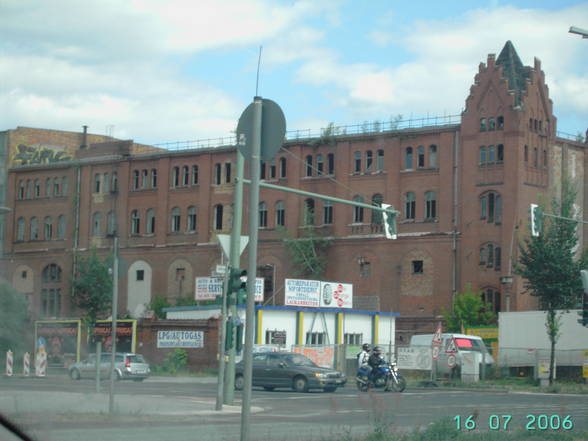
<box><xmin>157</xmin><ymin>330</ymin><xmax>204</xmax><ymax>348</ymax></box>
<box><xmin>285</xmin><ymin>279</ymin><xmax>353</xmax><ymax>308</ymax></box>
<box><xmin>195</xmin><ymin>277</ymin><xmax>264</xmax><ymax>302</ymax></box>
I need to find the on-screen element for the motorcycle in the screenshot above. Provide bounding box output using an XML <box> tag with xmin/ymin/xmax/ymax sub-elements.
<box><xmin>356</xmin><ymin>359</ymin><xmax>406</xmax><ymax>392</ymax></box>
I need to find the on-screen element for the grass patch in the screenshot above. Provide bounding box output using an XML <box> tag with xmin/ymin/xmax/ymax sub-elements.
<box><xmin>149</xmin><ymin>365</ymin><xmax>218</xmax><ymax>377</ymax></box>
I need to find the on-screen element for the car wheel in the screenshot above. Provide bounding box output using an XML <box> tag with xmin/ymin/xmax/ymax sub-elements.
<box><xmin>235</xmin><ymin>375</ymin><xmax>244</xmax><ymax>391</ymax></box>
<box><xmin>323</xmin><ymin>386</ymin><xmax>337</xmax><ymax>393</ymax></box>
<box><xmin>70</xmin><ymin>369</ymin><xmax>81</xmax><ymax>380</ymax></box>
<box><xmin>263</xmin><ymin>386</ymin><xmax>275</xmax><ymax>391</ymax></box>
<box><xmin>292</xmin><ymin>376</ymin><xmax>308</xmax><ymax>393</ymax></box>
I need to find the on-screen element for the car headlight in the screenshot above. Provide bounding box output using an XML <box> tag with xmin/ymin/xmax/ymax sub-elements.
<box><xmin>314</xmin><ymin>373</ymin><xmax>328</xmax><ymax>378</ymax></box>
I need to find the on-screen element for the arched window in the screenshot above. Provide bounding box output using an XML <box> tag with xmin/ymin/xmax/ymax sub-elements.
<box><xmin>376</xmin><ymin>150</ymin><xmax>384</xmax><ymax>171</ymax></box>
<box><xmin>327</xmin><ymin>153</ymin><xmax>335</xmax><ymax>175</ymax></box>
<box><xmin>482</xmin><ymin>287</ymin><xmax>501</xmax><ymax>314</ymax></box>
<box><xmin>171</xmin><ymin>207</ymin><xmax>181</xmax><ymax>232</ymax></box>
<box><xmin>303</xmin><ymin>199</ymin><xmax>315</xmax><ymax>225</ymax></box>
<box><xmin>45</xmin><ymin>178</ymin><xmax>51</xmax><ymax>197</ymax></box>
<box><xmin>34</xmin><ymin>179</ymin><xmax>40</xmax><ymax>198</ymax></box>
<box><xmin>405</xmin><ymin>147</ymin><xmax>413</xmax><ymax>169</ymax></box>
<box><xmin>42</xmin><ymin>263</ymin><xmax>62</xmax><ymax>283</ymax></box>
<box><xmin>103</xmin><ymin>173</ymin><xmax>110</xmax><ymax>193</ymax></box>
<box><xmin>497</xmin><ymin>116</ymin><xmax>504</xmax><ymax>130</ymax></box>
<box><xmin>182</xmin><ymin>166</ymin><xmax>189</xmax><ymax>186</ymax></box>
<box><xmin>488</xmin><ymin>145</ymin><xmax>495</xmax><ymax>163</ymax></box>
<box><xmin>41</xmin><ymin>264</ymin><xmax>62</xmax><ymax>318</ymax></box>
<box><xmin>131</xmin><ymin>210</ymin><xmax>140</xmax><ymax>235</ymax></box>
<box><xmin>488</xmin><ymin>118</ymin><xmax>496</xmax><ymax>131</ymax></box>
<box><xmin>57</xmin><ymin>215</ymin><xmax>66</xmax><ymax>239</ymax></box>
<box><xmin>429</xmin><ymin>145</ymin><xmax>437</xmax><ymax>168</ymax></box>
<box><xmin>214</xmin><ymin>205</ymin><xmax>223</xmax><ymax>230</ymax></box>
<box><xmin>480</xmin><ymin>191</ymin><xmax>502</xmax><ymax>224</ymax></box>
<box><xmin>191</xmin><ymin>166</ymin><xmax>197</xmax><ymax>185</ymax></box>
<box><xmin>497</xmin><ymin>144</ymin><xmax>504</xmax><ymax>162</ymax></box>
<box><xmin>323</xmin><ymin>200</ymin><xmax>333</xmax><ymax>225</ymax></box>
<box><xmin>30</xmin><ymin>217</ymin><xmax>39</xmax><ymax>240</ymax></box>
<box><xmin>305</xmin><ymin>155</ymin><xmax>313</xmax><ymax>177</ymax></box>
<box><xmin>425</xmin><ymin>191</ymin><xmax>437</xmax><ymax>220</ymax></box>
<box><xmin>106</xmin><ymin>211</ymin><xmax>116</xmax><ymax>236</ymax></box>
<box><xmin>479</xmin><ymin>243</ymin><xmax>501</xmax><ymax>270</ymax></box>
<box><xmin>141</xmin><ymin>169</ymin><xmax>148</xmax><ymax>188</ymax></box>
<box><xmin>316</xmin><ymin>154</ymin><xmax>324</xmax><ymax>175</ymax></box>
<box><xmin>353</xmin><ymin>195</ymin><xmax>364</xmax><ymax>223</ymax></box>
<box><xmin>95</xmin><ymin>173</ymin><xmax>102</xmax><ymax>193</ymax></box>
<box><xmin>480</xmin><ymin>118</ymin><xmax>487</xmax><ymax>131</ymax></box>
<box><xmin>26</xmin><ymin>180</ymin><xmax>33</xmax><ymax>199</ymax></box>
<box><xmin>371</xmin><ymin>194</ymin><xmax>383</xmax><ymax>224</ymax></box>
<box><xmin>53</xmin><ymin>178</ymin><xmax>60</xmax><ymax>196</ymax></box>
<box><xmin>269</xmin><ymin>160</ymin><xmax>276</xmax><ymax>179</ymax></box>
<box><xmin>16</xmin><ymin>217</ymin><xmax>25</xmax><ymax>241</ymax></box>
<box><xmin>354</xmin><ymin>151</ymin><xmax>361</xmax><ymax>173</ymax></box>
<box><xmin>18</xmin><ymin>181</ymin><xmax>25</xmax><ymax>199</ymax></box>
<box><xmin>132</xmin><ymin>170</ymin><xmax>139</xmax><ymax>190</ymax></box>
<box><xmin>417</xmin><ymin>146</ymin><xmax>425</xmax><ymax>168</ymax></box>
<box><xmin>276</xmin><ymin>201</ymin><xmax>285</xmax><ymax>226</ymax></box>
<box><xmin>172</xmin><ymin>167</ymin><xmax>180</xmax><ymax>187</ymax></box>
<box><xmin>366</xmin><ymin>150</ymin><xmax>373</xmax><ymax>173</ymax></box>
<box><xmin>92</xmin><ymin>212</ymin><xmax>102</xmax><ymax>237</ymax></box>
<box><xmin>260</xmin><ymin>161</ymin><xmax>266</xmax><ymax>179</ymax></box>
<box><xmin>259</xmin><ymin>202</ymin><xmax>267</xmax><ymax>228</ymax></box>
<box><xmin>111</xmin><ymin>172</ymin><xmax>118</xmax><ymax>192</ymax></box>
<box><xmin>405</xmin><ymin>192</ymin><xmax>415</xmax><ymax>220</ymax></box>
<box><xmin>279</xmin><ymin>157</ymin><xmax>287</xmax><ymax>178</ymax></box>
<box><xmin>533</xmin><ymin>148</ymin><xmax>538</xmax><ymax>167</ymax></box>
<box><xmin>543</xmin><ymin>150</ymin><xmax>547</xmax><ymax>168</ymax></box>
<box><xmin>147</xmin><ymin>209</ymin><xmax>156</xmax><ymax>234</ymax></box>
<box><xmin>480</xmin><ymin>146</ymin><xmax>487</xmax><ymax>164</ymax></box>
<box><xmin>187</xmin><ymin>206</ymin><xmax>196</xmax><ymax>232</ymax></box>
<box><xmin>524</xmin><ymin>145</ymin><xmax>528</xmax><ymax>162</ymax></box>
<box><xmin>44</xmin><ymin>216</ymin><xmax>53</xmax><ymax>240</ymax></box>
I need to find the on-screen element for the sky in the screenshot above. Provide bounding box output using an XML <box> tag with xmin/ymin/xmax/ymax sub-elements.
<box><xmin>1</xmin><ymin>0</ymin><xmax>587</xmax><ymax>146</ymax></box>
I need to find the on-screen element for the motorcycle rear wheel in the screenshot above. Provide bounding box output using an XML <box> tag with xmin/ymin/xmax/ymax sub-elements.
<box><xmin>356</xmin><ymin>379</ymin><xmax>369</xmax><ymax>392</ymax></box>
<box><xmin>389</xmin><ymin>375</ymin><xmax>406</xmax><ymax>392</ymax></box>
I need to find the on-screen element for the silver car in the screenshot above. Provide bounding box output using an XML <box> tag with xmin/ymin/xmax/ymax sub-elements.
<box><xmin>69</xmin><ymin>352</ymin><xmax>150</xmax><ymax>382</ymax></box>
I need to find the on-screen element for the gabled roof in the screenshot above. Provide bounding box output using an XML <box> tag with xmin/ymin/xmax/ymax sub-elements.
<box><xmin>496</xmin><ymin>40</ymin><xmax>529</xmax><ymax>106</ymax></box>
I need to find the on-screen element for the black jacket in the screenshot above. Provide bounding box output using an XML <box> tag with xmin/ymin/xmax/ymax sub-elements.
<box><xmin>368</xmin><ymin>353</ymin><xmax>383</xmax><ymax>368</ymax></box>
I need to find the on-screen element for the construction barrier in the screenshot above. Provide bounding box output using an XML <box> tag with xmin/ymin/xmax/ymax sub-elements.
<box><xmin>23</xmin><ymin>352</ymin><xmax>30</xmax><ymax>376</ymax></box>
<box><xmin>5</xmin><ymin>350</ymin><xmax>13</xmax><ymax>376</ymax></box>
<box><xmin>35</xmin><ymin>348</ymin><xmax>47</xmax><ymax>377</ymax></box>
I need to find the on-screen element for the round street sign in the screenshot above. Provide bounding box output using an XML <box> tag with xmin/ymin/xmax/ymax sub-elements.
<box><xmin>447</xmin><ymin>354</ymin><xmax>457</xmax><ymax>368</ymax></box>
<box><xmin>432</xmin><ymin>346</ymin><xmax>440</xmax><ymax>360</ymax></box>
<box><xmin>236</xmin><ymin>98</ymin><xmax>286</xmax><ymax>162</ymax></box>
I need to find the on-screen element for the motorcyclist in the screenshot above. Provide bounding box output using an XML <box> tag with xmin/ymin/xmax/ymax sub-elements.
<box><xmin>357</xmin><ymin>343</ymin><xmax>371</xmax><ymax>379</ymax></box>
<box><xmin>367</xmin><ymin>346</ymin><xmax>385</xmax><ymax>382</ymax></box>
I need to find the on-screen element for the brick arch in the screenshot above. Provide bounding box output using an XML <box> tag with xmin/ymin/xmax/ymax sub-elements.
<box><xmin>400</xmin><ymin>249</ymin><xmax>433</xmax><ymax>297</ymax></box>
<box><xmin>166</xmin><ymin>258</ymin><xmax>193</xmax><ymax>302</ymax></box>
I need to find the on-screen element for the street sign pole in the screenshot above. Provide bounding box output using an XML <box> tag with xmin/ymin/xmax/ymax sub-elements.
<box><xmin>215</xmin><ymin>263</ymin><xmax>228</xmax><ymax>410</ymax></box>
<box><xmin>108</xmin><ymin>235</ymin><xmax>119</xmax><ymax>414</ymax></box>
<box><xmin>224</xmin><ymin>147</ymin><xmax>245</xmax><ymax>404</ymax></box>
<box><xmin>240</xmin><ymin>96</ymin><xmax>263</xmax><ymax>441</ymax></box>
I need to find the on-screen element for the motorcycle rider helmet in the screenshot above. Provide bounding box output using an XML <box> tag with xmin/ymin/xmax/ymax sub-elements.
<box><xmin>372</xmin><ymin>346</ymin><xmax>382</xmax><ymax>355</ymax></box>
<box><xmin>362</xmin><ymin>343</ymin><xmax>371</xmax><ymax>351</ymax></box>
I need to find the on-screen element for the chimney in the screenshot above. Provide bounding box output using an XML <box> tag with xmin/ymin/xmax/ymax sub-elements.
<box><xmin>81</xmin><ymin>125</ymin><xmax>88</xmax><ymax>148</ymax></box>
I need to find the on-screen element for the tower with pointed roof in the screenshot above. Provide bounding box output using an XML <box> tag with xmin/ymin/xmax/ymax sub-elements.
<box><xmin>459</xmin><ymin>41</ymin><xmax>556</xmax><ymax>312</ymax></box>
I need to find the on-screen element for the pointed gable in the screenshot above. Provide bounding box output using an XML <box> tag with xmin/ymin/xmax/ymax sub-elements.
<box><xmin>496</xmin><ymin>41</ymin><xmax>529</xmax><ymax>106</ymax></box>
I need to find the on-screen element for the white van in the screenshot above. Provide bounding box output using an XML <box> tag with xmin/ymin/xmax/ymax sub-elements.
<box><xmin>409</xmin><ymin>333</ymin><xmax>494</xmax><ymax>376</ymax></box>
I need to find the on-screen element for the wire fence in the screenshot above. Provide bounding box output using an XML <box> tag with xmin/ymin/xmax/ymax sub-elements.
<box><xmin>151</xmin><ymin>114</ymin><xmax>462</xmax><ymax>152</ymax></box>
<box><xmin>556</xmin><ymin>131</ymin><xmax>586</xmax><ymax>142</ymax></box>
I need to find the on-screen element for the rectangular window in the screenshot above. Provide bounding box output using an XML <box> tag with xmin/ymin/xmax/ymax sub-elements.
<box><xmin>265</xmin><ymin>330</ymin><xmax>286</xmax><ymax>345</ymax></box>
<box><xmin>495</xmin><ymin>247</ymin><xmax>501</xmax><ymax>271</ymax></box>
<box><xmin>214</xmin><ymin>164</ymin><xmax>221</xmax><ymax>185</ymax></box>
<box><xmin>327</xmin><ymin>154</ymin><xmax>334</xmax><ymax>175</ymax></box>
<box><xmin>305</xmin><ymin>332</ymin><xmax>326</xmax><ymax>345</ymax></box>
<box><xmin>225</xmin><ymin>163</ymin><xmax>231</xmax><ymax>183</ymax></box>
<box><xmin>412</xmin><ymin>260</ymin><xmax>423</xmax><ymax>274</ymax></box>
<box><xmin>323</xmin><ymin>203</ymin><xmax>333</xmax><ymax>225</ymax></box>
<box><xmin>344</xmin><ymin>333</ymin><xmax>363</xmax><ymax>345</ymax></box>
<box><xmin>136</xmin><ymin>270</ymin><xmax>144</xmax><ymax>281</ymax></box>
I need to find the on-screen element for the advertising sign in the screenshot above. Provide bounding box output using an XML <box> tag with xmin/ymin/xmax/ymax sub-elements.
<box><xmin>157</xmin><ymin>330</ymin><xmax>204</xmax><ymax>348</ymax></box>
<box><xmin>92</xmin><ymin>320</ymin><xmax>136</xmax><ymax>353</ymax></box>
<box><xmin>319</xmin><ymin>282</ymin><xmax>352</xmax><ymax>308</ymax></box>
<box><xmin>292</xmin><ymin>346</ymin><xmax>334</xmax><ymax>368</ymax></box>
<box><xmin>285</xmin><ymin>279</ymin><xmax>353</xmax><ymax>308</ymax></box>
<box><xmin>284</xmin><ymin>279</ymin><xmax>321</xmax><ymax>307</ymax></box>
<box><xmin>195</xmin><ymin>277</ymin><xmax>264</xmax><ymax>302</ymax></box>
<box><xmin>35</xmin><ymin>320</ymin><xmax>81</xmax><ymax>367</ymax></box>
<box><xmin>396</xmin><ymin>346</ymin><xmax>432</xmax><ymax>370</ymax></box>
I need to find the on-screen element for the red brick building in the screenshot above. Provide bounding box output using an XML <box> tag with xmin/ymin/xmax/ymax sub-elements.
<box><xmin>1</xmin><ymin>42</ymin><xmax>586</xmax><ymax>340</ymax></box>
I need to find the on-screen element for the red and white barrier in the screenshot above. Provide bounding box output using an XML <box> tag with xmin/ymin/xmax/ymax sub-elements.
<box><xmin>23</xmin><ymin>352</ymin><xmax>30</xmax><ymax>376</ymax></box>
<box><xmin>35</xmin><ymin>349</ymin><xmax>47</xmax><ymax>377</ymax></box>
<box><xmin>5</xmin><ymin>350</ymin><xmax>13</xmax><ymax>376</ymax></box>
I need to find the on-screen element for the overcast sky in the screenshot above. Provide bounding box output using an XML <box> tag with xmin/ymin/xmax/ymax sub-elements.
<box><xmin>1</xmin><ymin>0</ymin><xmax>587</xmax><ymax>145</ymax></box>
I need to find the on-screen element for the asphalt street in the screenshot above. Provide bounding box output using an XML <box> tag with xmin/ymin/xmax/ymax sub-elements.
<box><xmin>1</xmin><ymin>376</ymin><xmax>587</xmax><ymax>441</ymax></box>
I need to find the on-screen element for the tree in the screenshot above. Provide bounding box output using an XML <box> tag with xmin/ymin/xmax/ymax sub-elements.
<box><xmin>515</xmin><ymin>179</ymin><xmax>588</xmax><ymax>385</ymax></box>
<box><xmin>281</xmin><ymin>227</ymin><xmax>332</xmax><ymax>280</ymax></box>
<box><xmin>443</xmin><ymin>284</ymin><xmax>496</xmax><ymax>332</ymax></box>
<box><xmin>0</xmin><ymin>278</ymin><xmax>30</xmax><ymax>355</ymax></box>
<box><xmin>72</xmin><ymin>248</ymin><xmax>113</xmax><ymax>331</ymax></box>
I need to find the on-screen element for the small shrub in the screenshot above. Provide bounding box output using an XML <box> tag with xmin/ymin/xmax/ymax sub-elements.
<box><xmin>163</xmin><ymin>349</ymin><xmax>188</xmax><ymax>374</ymax></box>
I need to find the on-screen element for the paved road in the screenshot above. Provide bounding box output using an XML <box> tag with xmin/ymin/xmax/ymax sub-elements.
<box><xmin>1</xmin><ymin>377</ymin><xmax>587</xmax><ymax>441</ymax></box>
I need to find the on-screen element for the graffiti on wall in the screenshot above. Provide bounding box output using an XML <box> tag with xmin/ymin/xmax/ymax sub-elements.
<box><xmin>12</xmin><ymin>144</ymin><xmax>72</xmax><ymax>165</ymax></box>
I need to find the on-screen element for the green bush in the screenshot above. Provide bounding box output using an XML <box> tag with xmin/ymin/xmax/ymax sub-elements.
<box><xmin>163</xmin><ymin>349</ymin><xmax>188</xmax><ymax>374</ymax></box>
<box><xmin>148</xmin><ymin>295</ymin><xmax>171</xmax><ymax>319</ymax></box>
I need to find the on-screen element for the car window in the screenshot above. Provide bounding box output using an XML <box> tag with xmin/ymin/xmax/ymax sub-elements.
<box><xmin>455</xmin><ymin>338</ymin><xmax>484</xmax><ymax>352</ymax></box>
<box><xmin>115</xmin><ymin>355</ymin><xmax>124</xmax><ymax>362</ymax></box>
<box><xmin>267</xmin><ymin>354</ymin><xmax>283</xmax><ymax>367</ymax></box>
<box><xmin>128</xmin><ymin>355</ymin><xmax>145</xmax><ymax>363</ymax></box>
<box><xmin>284</xmin><ymin>354</ymin><xmax>317</xmax><ymax>367</ymax></box>
<box><xmin>252</xmin><ymin>353</ymin><xmax>267</xmax><ymax>365</ymax></box>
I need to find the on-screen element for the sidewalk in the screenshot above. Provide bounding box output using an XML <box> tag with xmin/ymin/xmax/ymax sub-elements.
<box><xmin>0</xmin><ymin>389</ymin><xmax>262</xmax><ymax>417</ymax></box>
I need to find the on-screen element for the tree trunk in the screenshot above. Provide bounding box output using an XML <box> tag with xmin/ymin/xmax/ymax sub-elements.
<box><xmin>547</xmin><ymin>310</ymin><xmax>557</xmax><ymax>386</ymax></box>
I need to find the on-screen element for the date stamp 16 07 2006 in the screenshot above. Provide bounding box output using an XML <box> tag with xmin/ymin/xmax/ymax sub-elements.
<box><xmin>454</xmin><ymin>415</ymin><xmax>575</xmax><ymax>431</ymax></box>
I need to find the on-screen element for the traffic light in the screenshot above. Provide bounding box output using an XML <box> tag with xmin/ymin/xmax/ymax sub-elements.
<box><xmin>530</xmin><ymin>204</ymin><xmax>543</xmax><ymax>237</ymax></box>
<box><xmin>225</xmin><ymin>318</ymin><xmax>234</xmax><ymax>350</ymax></box>
<box><xmin>579</xmin><ymin>270</ymin><xmax>588</xmax><ymax>327</ymax></box>
<box><xmin>229</xmin><ymin>268</ymin><xmax>247</xmax><ymax>293</ymax></box>
<box><xmin>235</xmin><ymin>324</ymin><xmax>244</xmax><ymax>352</ymax></box>
<box><xmin>381</xmin><ymin>203</ymin><xmax>397</xmax><ymax>240</ymax></box>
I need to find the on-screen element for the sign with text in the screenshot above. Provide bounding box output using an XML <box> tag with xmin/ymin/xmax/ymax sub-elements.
<box><xmin>35</xmin><ymin>320</ymin><xmax>81</xmax><ymax>368</ymax></box>
<box><xmin>157</xmin><ymin>330</ymin><xmax>204</xmax><ymax>348</ymax></box>
<box><xmin>284</xmin><ymin>279</ymin><xmax>353</xmax><ymax>308</ymax></box>
<box><xmin>195</xmin><ymin>277</ymin><xmax>264</xmax><ymax>301</ymax></box>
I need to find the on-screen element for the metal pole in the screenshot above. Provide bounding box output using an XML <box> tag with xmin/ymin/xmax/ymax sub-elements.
<box><xmin>108</xmin><ymin>236</ymin><xmax>119</xmax><ymax>414</ymax></box>
<box><xmin>95</xmin><ymin>341</ymin><xmax>101</xmax><ymax>393</ymax></box>
<box><xmin>215</xmin><ymin>267</ymin><xmax>228</xmax><ymax>410</ymax></box>
<box><xmin>224</xmin><ymin>149</ymin><xmax>245</xmax><ymax>404</ymax></box>
<box><xmin>240</xmin><ymin>97</ymin><xmax>262</xmax><ymax>441</ymax></box>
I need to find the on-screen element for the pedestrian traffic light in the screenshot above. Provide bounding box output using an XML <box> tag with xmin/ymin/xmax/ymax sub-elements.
<box><xmin>381</xmin><ymin>203</ymin><xmax>397</xmax><ymax>240</ymax></box>
<box><xmin>529</xmin><ymin>204</ymin><xmax>543</xmax><ymax>237</ymax></box>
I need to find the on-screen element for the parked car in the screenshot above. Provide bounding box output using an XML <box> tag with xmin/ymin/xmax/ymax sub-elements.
<box><xmin>69</xmin><ymin>352</ymin><xmax>150</xmax><ymax>381</ymax></box>
<box><xmin>235</xmin><ymin>352</ymin><xmax>346</xmax><ymax>392</ymax></box>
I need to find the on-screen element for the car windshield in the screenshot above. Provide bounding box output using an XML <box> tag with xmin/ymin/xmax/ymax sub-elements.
<box><xmin>284</xmin><ymin>354</ymin><xmax>317</xmax><ymax>367</ymax></box>
<box><xmin>455</xmin><ymin>338</ymin><xmax>485</xmax><ymax>352</ymax></box>
<box><xmin>128</xmin><ymin>355</ymin><xmax>145</xmax><ymax>363</ymax></box>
